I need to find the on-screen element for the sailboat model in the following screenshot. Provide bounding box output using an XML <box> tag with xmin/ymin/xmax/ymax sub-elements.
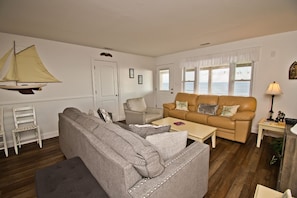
<box><xmin>0</xmin><ymin>42</ymin><xmax>60</xmax><ymax>94</ymax></box>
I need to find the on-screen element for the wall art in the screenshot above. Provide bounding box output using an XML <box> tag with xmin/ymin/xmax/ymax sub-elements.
<box><xmin>129</xmin><ymin>68</ymin><xmax>134</xmax><ymax>78</ymax></box>
<box><xmin>138</xmin><ymin>75</ymin><xmax>143</xmax><ymax>84</ymax></box>
<box><xmin>289</xmin><ymin>61</ymin><xmax>297</xmax><ymax>80</ymax></box>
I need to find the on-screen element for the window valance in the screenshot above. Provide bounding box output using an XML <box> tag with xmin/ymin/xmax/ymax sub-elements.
<box><xmin>181</xmin><ymin>47</ymin><xmax>260</xmax><ymax>68</ymax></box>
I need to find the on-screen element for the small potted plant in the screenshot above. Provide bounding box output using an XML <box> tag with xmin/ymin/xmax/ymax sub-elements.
<box><xmin>270</xmin><ymin>138</ymin><xmax>283</xmax><ymax>165</ymax></box>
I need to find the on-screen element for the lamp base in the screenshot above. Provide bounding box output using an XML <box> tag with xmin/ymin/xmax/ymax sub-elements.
<box><xmin>267</xmin><ymin>109</ymin><xmax>274</xmax><ymax>122</ymax></box>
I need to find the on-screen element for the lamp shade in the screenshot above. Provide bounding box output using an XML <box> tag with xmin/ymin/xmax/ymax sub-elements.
<box><xmin>265</xmin><ymin>81</ymin><xmax>282</xmax><ymax>95</ymax></box>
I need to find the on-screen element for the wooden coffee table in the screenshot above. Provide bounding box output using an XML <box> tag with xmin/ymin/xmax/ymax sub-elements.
<box><xmin>152</xmin><ymin>117</ymin><xmax>217</xmax><ymax>148</ymax></box>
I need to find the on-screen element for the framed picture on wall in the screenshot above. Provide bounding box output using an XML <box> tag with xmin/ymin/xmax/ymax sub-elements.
<box><xmin>289</xmin><ymin>61</ymin><xmax>297</xmax><ymax>80</ymax></box>
<box><xmin>138</xmin><ymin>75</ymin><xmax>143</xmax><ymax>84</ymax></box>
<box><xmin>129</xmin><ymin>68</ymin><xmax>134</xmax><ymax>78</ymax></box>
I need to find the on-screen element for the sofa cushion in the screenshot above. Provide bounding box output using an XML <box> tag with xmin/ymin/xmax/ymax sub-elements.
<box><xmin>127</xmin><ymin>97</ymin><xmax>147</xmax><ymax>112</ymax></box>
<box><xmin>186</xmin><ymin>112</ymin><xmax>209</xmax><ymax>125</ymax></box>
<box><xmin>174</xmin><ymin>92</ymin><xmax>198</xmax><ymax>112</ymax></box>
<box><xmin>87</xmin><ymin>110</ymin><xmax>108</xmax><ymax>125</ymax></box>
<box><xmin>75</xmin><ymin>115</ymin><xmax>100</xmax><ymax>132</ymax></box>
<box><xmin>196</xmin><ymin>95</ymin><xmax>219</xmax><ymax>106</ymax></box>
<box><xmin>208</xmin><ymin>116</ymin><xmax>235</xmax><ymax>130</ymax></box>
<box><xmin>175</xmin><ymin>101</ymin><xmax>188</xmax><ymax>111</ymax></box>
<box><xmin>88</xmin><ymin>109</ymin><xmax>100</xmax><ymax>118</ymax></box>
<box><xmin>146</xmin><ymin>131</ymin><xmax>188</xmax><ymax>161</ymax></box>
<box><xmin>64</xmin><ymin>108</ymin><xmax>101</xmax><ymax>132</ymax></box>
<box><xmin>198</xmin><ymin>104</ymin><xmax>218</xmax><ymax>115</ymax></box>
<box><xmin>92</xmin><ymin>123</ymin><xmax>164</xmax><ymax>178</ymax></box>
<box><xmin>220</xmin><ymin>105</ymin><xmax>240</xmax><ymax>117</ymax></box>
<box><xmin>218</xmin><ymin>96</ymin><xmax>257</xmax><ymax>112</ymax></box>
<box><xmin>129</xmin><ymin>124</ymin><xmax>171</xmax><ymax>138</ymax></box>
<box><xmin>63</xmin><ymin>107</ymin><xmax>82</xmax><ymax>120</ymax></box>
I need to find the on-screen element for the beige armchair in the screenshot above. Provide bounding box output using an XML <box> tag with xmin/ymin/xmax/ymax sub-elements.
<box><xmin>123</xmin><ymin>97</ymin><xmax>163</xmax><ymax>124</ymax></box>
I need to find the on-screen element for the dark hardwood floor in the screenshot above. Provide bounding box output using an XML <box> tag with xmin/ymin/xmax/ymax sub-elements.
<box><xmin>205</xmin><ymin>134</ymin><xmax>279</xmax><ymax>198</ymax></box>
<box><xmin>0</xmin><ymin>138</ymin><xmax>65</xmax><ymax>198</ymax></box>
<box><xmin>0</xmin><ymin>134</ymin><xmax>279</xmax><ymax>198</ymax></box>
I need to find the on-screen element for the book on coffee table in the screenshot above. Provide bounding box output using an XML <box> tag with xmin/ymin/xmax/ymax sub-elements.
<box><xmin>174</xmin><ymin>121</ymin><xmax>185</xmax><ymax>126</ymax></box>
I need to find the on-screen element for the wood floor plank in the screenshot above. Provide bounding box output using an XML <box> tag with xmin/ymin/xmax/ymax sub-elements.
<box><xmin>0</xmin><ymin>138</ymin><xmax>65</xmax><ymax>198</ymax></box>
<box><xmin>0</xmin><ymin>134</ymin><xmax>280</xmax><ymax>198</ymax></box>
<box><xmin>204</xmin><ymin>133</ymin><xmax>280</xmax><ymax>198</ymax></box>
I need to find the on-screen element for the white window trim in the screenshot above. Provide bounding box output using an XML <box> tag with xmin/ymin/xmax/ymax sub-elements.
<box><xmin>159</xmin><ymin>68</ymin><xmax>170</xmax><ymax>91</ymax></box>
<box><xmin>180</xmin><ymin>47</ymin><xmax>259</xmax><ymax>96</ymax></box>
<box><xmin>180</xmin><ymin>47</ymin><xmax>260</xmax><ymax>68</ymax></box>
<box><xmin>182</xmin><ymin>68</ymin><xmax>197</xmax><ymax>93</ymax></box>
<box><xmin>183</xmin><ymin>62</ymin><xmax>254</xmax><ymax>96</ymax></box>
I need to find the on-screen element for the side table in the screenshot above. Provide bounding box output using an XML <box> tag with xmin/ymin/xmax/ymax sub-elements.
<box><xmin>256</xmin><ymin>118</ymin><xmax>285</xmax><ymax>148</ymax></box>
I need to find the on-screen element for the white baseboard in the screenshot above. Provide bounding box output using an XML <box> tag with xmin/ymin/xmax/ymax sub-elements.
<box><xmin>5</xmin><ymin>130</ymin><xmax>59</xmax><ymax>149</ymax></box>
<box><xmin>42</xmin><ymin>130</ymin><xmax>59</xmax><ymax>140</ymax></box>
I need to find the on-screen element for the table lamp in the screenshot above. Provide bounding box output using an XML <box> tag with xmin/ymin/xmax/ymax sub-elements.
<box><xmin>265</xmin><ymin>81</ymin><xmax>282</xmax><ymax>121</ymax></box>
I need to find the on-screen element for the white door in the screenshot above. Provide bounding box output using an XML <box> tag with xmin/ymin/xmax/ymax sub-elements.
<box><xmin>156</xmin><ymin>63</ymin><xmax>176</xmax><ymax>108</ymax></box>
<box><xmin>93</xmin><ymin>60</ymin><xmax>119</xmax><ymax>121</ymax></box>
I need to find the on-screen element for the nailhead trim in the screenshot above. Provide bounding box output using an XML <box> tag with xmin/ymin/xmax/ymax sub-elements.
<box><xmin>128</xmin><ymin>144</ymin><xmax>200</xmax><ymax>198</ymax></box>
<box><xmin>128</xmin><ymin>178</ymin><xmax>149</xmax><ymax>193</ymax></box>
<box><xmin>164</xmin><ymin>145</ymin><xmax>196</xmax><ymax>167</ymax></box>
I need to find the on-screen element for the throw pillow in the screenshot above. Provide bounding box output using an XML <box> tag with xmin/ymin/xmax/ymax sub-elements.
<box><xmin>97</xmin><ymin>108</ymin><xmax>113</xmax><ymax>123</ymax></box>
<box><xmin>198</xmin><ymin>104</ymin><xmax>218</xmax><ymax>115</ymax></box>
<box><xmin>129</xmin><ymin>124</ymin><xmax>171</xmax><ymax>138</ymax></box>
<box><xmin>220</xmin><ymin>105</ymin><xmax>240</xmax><ymax>117</ymax></box>
<box><xmin>75</xmin><ymin>115</ymin><xmax>99</xmax><ymax>132</ymax></box>
<box><xmin>175</xmin><ymin>101</ymin><xmax>188</xmax><ymax>111</ymax></box>
<box><xmin>88</xmin><ymin>109</ymin><xmax>100</xmax><ymax>118</ymax></box>
<box><xmin>146</xmin><ymin>131</ymin><xmax>188</xmax><ymax>161</ymax></box>
<box><xmin>92</xmin><ymin>123</ymin><xmax>165</xmax><ymax>178</ymax></box>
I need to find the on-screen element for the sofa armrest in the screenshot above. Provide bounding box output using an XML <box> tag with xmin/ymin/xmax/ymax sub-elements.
<box><xmin>163</xmin><ymin>103</ymin><xmax>176</xmax><ymax>110</ymax></box>
<box><xmin>124</xmin><ymin>110</ymin><xmax>145</xmax><ymax>124</ymax></box>
<box><xmin>128</xmin><ymin>142</ymin><xmax>209</xmax><ymax>198</ymax></box>
<box><xmin>231</xmin><ymin>111</ymin><xmax>255</xmax><ymax>121</ymax></box>
<box><xmin>146</xmin><ymin>107</ymin><xmax>163</xmax><ymax>115</ymax></box>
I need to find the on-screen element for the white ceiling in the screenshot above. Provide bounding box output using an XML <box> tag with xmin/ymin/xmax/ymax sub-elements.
<box><xmin>1</xmin><ymin>0</ymin><xmax>297</xmax><ymax>57</ymax></box>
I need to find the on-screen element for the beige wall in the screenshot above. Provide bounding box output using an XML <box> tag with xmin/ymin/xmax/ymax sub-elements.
<box><xmin>0</xmin><ymin>32</ymin><xmax>155</xmax><ymax>147</ymax></box>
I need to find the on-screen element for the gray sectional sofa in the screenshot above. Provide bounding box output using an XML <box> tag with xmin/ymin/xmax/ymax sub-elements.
<box><xmin>59</xmin><ymin>107</ymin><xmax>210</xmax><ymax>198</ymax></box>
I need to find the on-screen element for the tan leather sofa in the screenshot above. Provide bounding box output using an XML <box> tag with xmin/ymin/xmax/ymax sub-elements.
<box><xmin>163</xmin><ymin>92</ymin><xmax>257</xmax><ymax>143</ymax></box>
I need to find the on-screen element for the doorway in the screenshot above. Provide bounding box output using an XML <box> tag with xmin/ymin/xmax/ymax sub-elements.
<box><xmin>156</xmin><ymin>63</ymin><xmax>176</xmax><ymax>108</ymax></box>
<box><xmin>93</xmin><ymin>60</ymin><xmax>119</xmax><ymax>121</ymax></box>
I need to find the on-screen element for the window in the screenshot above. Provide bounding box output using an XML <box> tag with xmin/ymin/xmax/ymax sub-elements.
<box><xmin>185</xmin><ymin>62</ymin><xmax>253</xmax><ymax>96</ymax></box>
<box><xmin>210</xmin><ymin>66</ymin><xmax>229</xmax><ymax>95</ymax></box>
<box><xmin>198</xmin><ymin>69</ymin><xmax>209</xmax><ymax>94</ymax></box>
<box><xmin>233</xmin><ymin>63</ymin><xmax>253</xmax><ymax>96</ymax></box>
<box><xmin>159</xmin><ymin>69</ymin><xmax>169</xmax><ymax>91</ymax></box>
<box><xmin>183</xmin><ymin>68</ymin><xmax>196</xmax><ymax>93</ymax></box>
